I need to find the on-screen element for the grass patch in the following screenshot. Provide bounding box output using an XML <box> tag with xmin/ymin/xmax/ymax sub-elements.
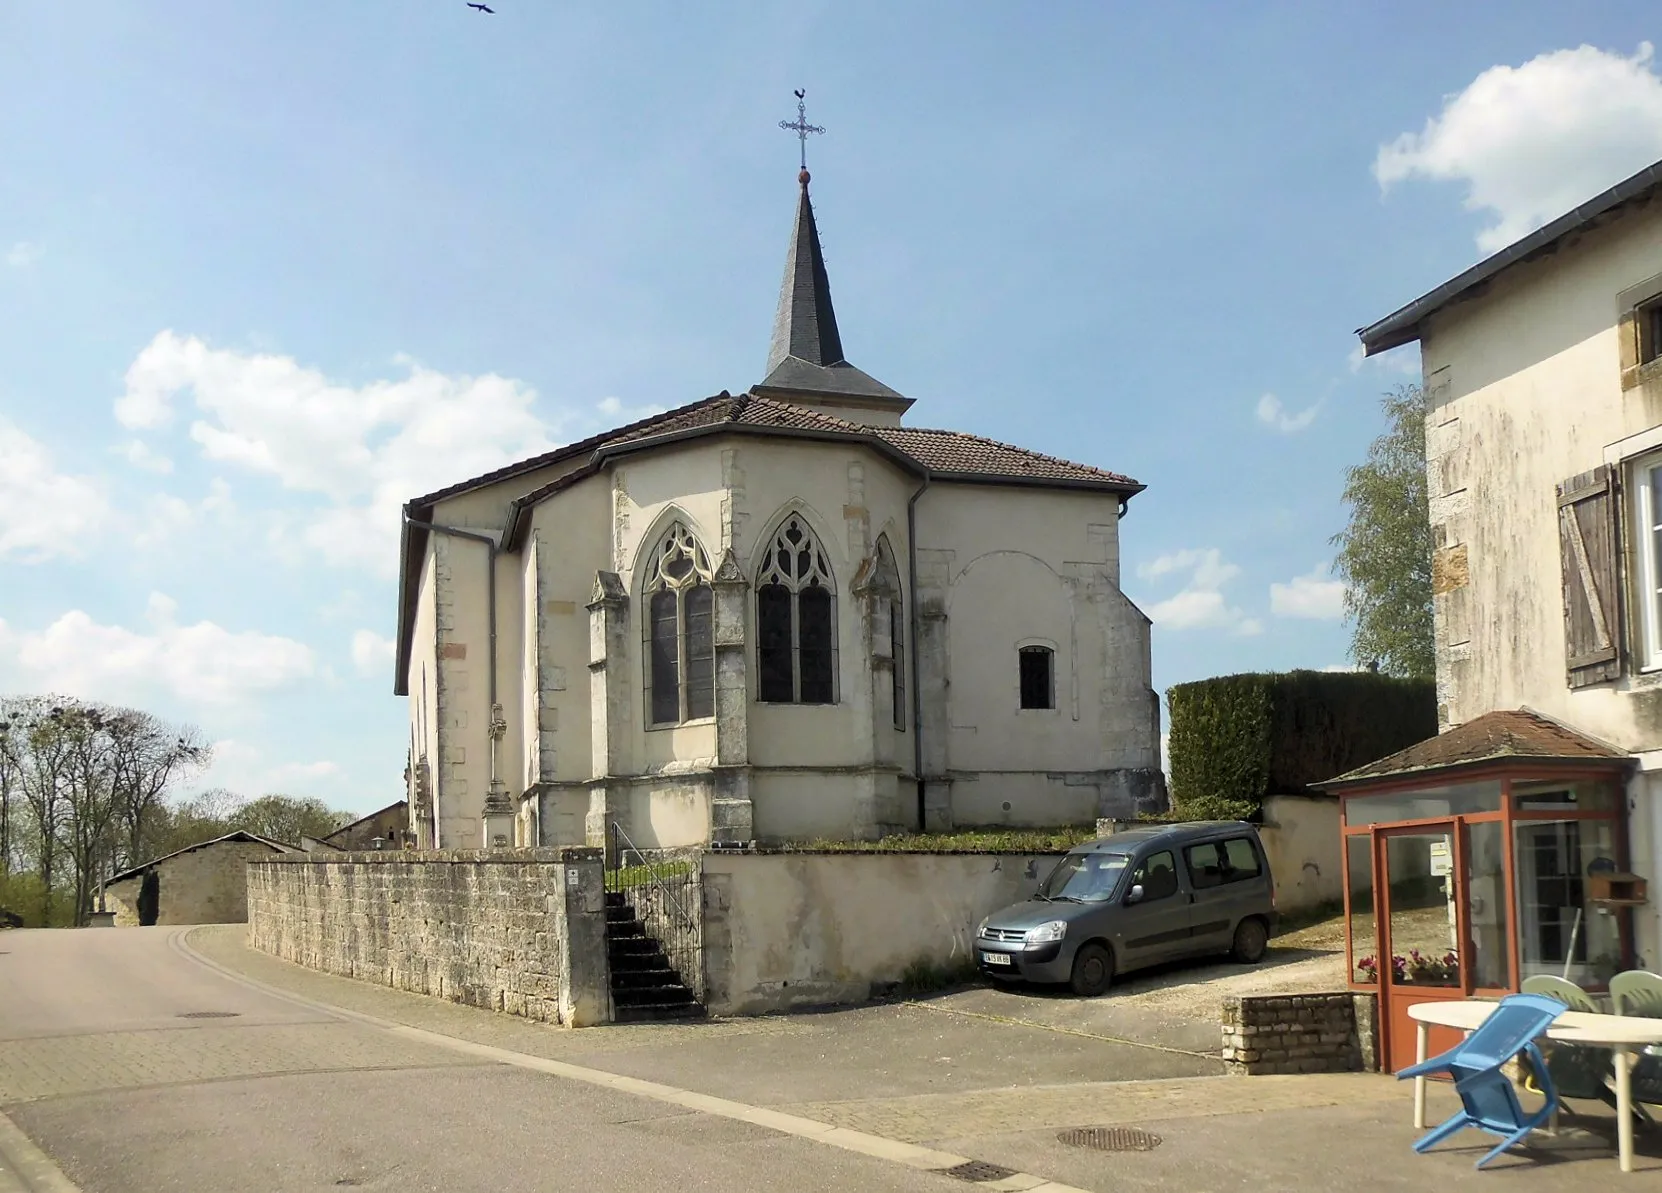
<box><xmin>896</xmin><ymin>954</ymin><xmax>983</xmax><ymax>998</ymax></box>
<box><xmin>605</xmin><ymin>859</ymin><xmax>694</xmax><ymax>890</ymax></box>
<box><xmin>779</xmin><ymin>826</ymin><xmax>1100</xmax><ymax>854</ymax></box>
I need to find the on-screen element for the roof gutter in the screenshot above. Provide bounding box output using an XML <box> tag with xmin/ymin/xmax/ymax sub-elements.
<box><xmin>1357</xmin><ymin>158</ymin><xmax>1662</xmax><ymax>355</ymax></box>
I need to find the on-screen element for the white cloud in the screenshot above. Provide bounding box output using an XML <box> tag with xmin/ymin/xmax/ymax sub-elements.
<box><xmin>351</xmin><ymin>629</ymin><xmax>396</xmax><ymax>679</ymax></box>
<box><xmin>1270</xmin><ymin>566</ymin><xmax>1348</xmax><ymax>620</ymax></box>
<box><xmin>6</xmin><ymin>241</ymin><xmax>43</xmax><ymax>268</ymax></box>
<box><xmin>117</xmin><ymin>439</ymin><xmax>174</xmax><ymax>473</ymax></box>
<box><xmin>1256</xmin><ymin>393</ymin><xmax>1321</xmax><ymax>433</ymax></box>
<box><xmin>199</xmin><ymin>738</ymin><xmax>340</xmax><ymax>799</ymax></box>
<box><xmin>130</xmin><ymin>480</ymin><xmax>236</xmax><ymax>550</ymax></box>
<box><xmin>115</xmin><ymin>331</ymin><xmax>566</xmax><ymax>576</ymax></box>
<box><xmin>0</xmin><ymin>592</ymin><xmax>315</xmax><ymax>708</ymax></box>
<box><xmin>1138</xmin><ymin>548</ymin><xmax>1262</xmax><ymax>635</ymax></box>
<box><xmin>0</xmin><ymin>418</ymin><xmax>110</xmax><ymax>562</ymax></box>
<box><xmin>1376</xmin><ymin>42</ymin><xmax>1662</xmax><ymax>253</ymax></box>
<box><xmin>595</xmin><ymin>395</ymin><xmax>668</xmax><ymax>424</ymax></box>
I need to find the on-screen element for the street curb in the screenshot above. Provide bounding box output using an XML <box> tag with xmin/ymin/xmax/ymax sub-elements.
<box><xmin>176</xmin><ymin>927</ymin><xmax>1093</xmax><ymax>1192</ymax></box>
<box><xmin>0</xmin><ymin>1110</ymin><xmax>81</xmax><ymax>1193</ymax></box>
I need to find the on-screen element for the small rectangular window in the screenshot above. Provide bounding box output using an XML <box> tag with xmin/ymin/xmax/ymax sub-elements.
<box><xmin>683</xmin><ymin>585</ymin><xmax>715</xmax><ymax>720</ymax></box>
<box><xmin>1018</xmin><ymin>646</ymin><xmax>1053</xmax><ymax>710</ymax></box>
<box><xmin>1642</xmin><ymin>297</ymin><xmax>1662</xmax><ymax>366</ymax></box>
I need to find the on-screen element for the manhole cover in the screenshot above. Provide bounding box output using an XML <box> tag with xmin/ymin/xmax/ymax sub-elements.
<box><xmin>940</xmin><ymin>1160</ymin><xmax>1020</xmax><ymax>1182</ymax></box>
<box><xmin>1057</xmin><ymin>1126</ymin><xmax>1163</xmax><ymax>1151</ymax></box>
<box><xmin>176</xmin><ymin>1011</ymin><xmax>241</xmax><ymax>1019</ymax></box>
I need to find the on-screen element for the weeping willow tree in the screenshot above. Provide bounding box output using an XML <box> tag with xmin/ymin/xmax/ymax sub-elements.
<box><xmin>1330</xmin><ymin>383</ymin><xmax>1434</xmax><ymax>680</ymax></box>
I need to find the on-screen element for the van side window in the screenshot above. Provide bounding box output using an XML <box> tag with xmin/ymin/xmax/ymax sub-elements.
<box><xmin>1185</xmin><ymin>838</ymin><xmax>1263</xmax><ymax>889</ymax></box>
<box><xmin>1184</xmin><ymin>843</ymin><xmax>1224</xmax><ymax>889</ymax></box>
<box><xmin>1131</xmin><ymin>850</ymin><xmax>1179</xmax><ymax>902</ymax></box>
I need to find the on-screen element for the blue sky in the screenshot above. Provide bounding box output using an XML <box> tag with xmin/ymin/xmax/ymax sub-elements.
<box><xmin>4</xmin><ymin>4</ymin><xmax>1662</xmax><ymax>815</ymax></box>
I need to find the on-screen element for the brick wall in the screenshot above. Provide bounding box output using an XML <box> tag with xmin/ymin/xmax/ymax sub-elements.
<box><xmin>246</xmin><ymin>847</ymin><xmax>611</xmax><ymax>1026</ymax></box>
<box><xmin>1221</xmin><ymin>992</ymin><xmax>1379</xmax><ymax>1075</ymax></box>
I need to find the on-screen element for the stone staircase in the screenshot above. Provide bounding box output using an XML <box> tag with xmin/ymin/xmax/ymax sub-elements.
<box><xmin>604</xmin><ymin>891</ymin><xmax>705</xmax><ymax>1023</ymax></box>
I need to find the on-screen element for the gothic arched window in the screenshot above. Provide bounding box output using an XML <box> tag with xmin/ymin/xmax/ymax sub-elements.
<box><xmin>756</xmin><ymin>516</ymin><xmax>837</xmax><ymax>704</ymax></box>
<box><xmin>875</xmin><ymin>536</ymin><xmax>905</xmax><ymax>731</ymax></box>
<box><xmin>644</xmin><ymin>523</ymin><xmax>715</xmax><ymax>726</ymax></box>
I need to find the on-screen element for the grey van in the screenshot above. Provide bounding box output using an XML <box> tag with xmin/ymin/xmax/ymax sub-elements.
<box><xmin>975</xmin><ymin>821</ymin><xmax>1276</xmax><ymax>996</ymax></box>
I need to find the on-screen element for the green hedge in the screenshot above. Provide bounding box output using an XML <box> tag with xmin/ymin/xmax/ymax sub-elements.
<box><xmin>1166</xmin><ymin>669</ymin><xmax>1436</xmax><ymax>820</ymax></box>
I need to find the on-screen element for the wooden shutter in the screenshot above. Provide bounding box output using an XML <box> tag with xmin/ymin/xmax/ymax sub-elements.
<box><xmin>1557</xmin><ymin>465</ymin><xmax>1623</xmax><ymax>687</ymax></box>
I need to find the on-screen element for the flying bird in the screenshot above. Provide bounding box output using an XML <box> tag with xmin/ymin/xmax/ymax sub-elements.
<box><xmin>467</xmin><ymin>3</ymin><xmax>494</xmax><ymax>11</ymax></box>
<box><xmin>794</xmin><ymin>89</ymin><xmax>805</xmax><ymax>99</ymax></box>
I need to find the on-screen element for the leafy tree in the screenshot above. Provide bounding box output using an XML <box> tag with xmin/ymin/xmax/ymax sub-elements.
<box><xmin>1331</xmin><ymin>383</ymin><xmax>1435</xmax><ymax>680</ymax></box>
<box><xmin>226</xmin><ymin>794</ymin><xmax>353</xmax><ymax>845</ymax></box>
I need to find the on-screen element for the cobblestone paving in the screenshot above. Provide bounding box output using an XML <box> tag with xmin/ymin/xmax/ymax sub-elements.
<box><xmin>0</xmin><ymin>1021</ymin><xmax>485</xmax><ymax>1104</ymax></box>
<box><xmin>784</xmin><ymin>1072</ymin><xmax>1407</xmax><ymax>1143</ymax></box>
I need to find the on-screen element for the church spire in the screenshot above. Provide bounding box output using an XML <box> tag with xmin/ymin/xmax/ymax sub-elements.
<box><xmin>766</xmin><ymin>171</ymin><xmax>845</xmax><ymax>374</ymax></box>
<box><xmin>756</xmin><ymin>92</ymin><xmax>911</xmax><ymax>421</ymax></box>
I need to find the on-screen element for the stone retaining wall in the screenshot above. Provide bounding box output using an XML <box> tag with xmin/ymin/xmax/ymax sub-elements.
<box><xmin>246</xmin><ymin>847</ymin><xmax>611</xmax><ymax>1026</ymax></box>
<box><xmin>1221</xmin><ymin>992</ymin><xmax>1378</xmax><ymax>1075</ymax></box>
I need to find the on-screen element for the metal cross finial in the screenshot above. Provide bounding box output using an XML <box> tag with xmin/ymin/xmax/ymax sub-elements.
<box><xmin>779</xmin><ymin>89</ymin><xmax>825</xmax><ymax>173</ymax></box>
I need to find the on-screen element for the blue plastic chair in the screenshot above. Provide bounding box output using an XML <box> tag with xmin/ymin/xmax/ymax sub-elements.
<box><xmin>1395</xmin><ymin>993</ymin><xmax>1565</xmax><ymax>1170</ymax></box>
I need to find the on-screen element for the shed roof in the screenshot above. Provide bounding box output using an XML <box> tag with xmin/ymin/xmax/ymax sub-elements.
<box><xmin>106</xmin><ymin>831</ymin><xmax>294</xmax><ymax>885</ymax></box>
<box><xmin>1321</xmin><ymin>708</ymin><xmax>1630</xmax><ymax>788</ymax></box>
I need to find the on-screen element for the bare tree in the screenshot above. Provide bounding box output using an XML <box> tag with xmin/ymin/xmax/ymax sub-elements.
<box><xmin>106</xmin><ymin>711</ymin><xmax>210</xmax><ymax>872</ymax></box>
<box><xmin>52</xmin><ymin>704</ymin><xmax>123</xmax><ymax>926</ymax></box>
<box><xmin>12</xmin><ymin>697</ymin><xmax>73</xmax><ymax>925</ymax></box>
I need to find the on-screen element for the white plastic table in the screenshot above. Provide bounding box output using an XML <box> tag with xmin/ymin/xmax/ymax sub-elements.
<box><xmin>1407</xmin><ymin>999</ymin><xmax>1662</xmax><ymax>1173</ymax></box>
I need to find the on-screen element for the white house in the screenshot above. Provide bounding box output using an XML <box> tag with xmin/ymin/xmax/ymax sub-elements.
<box><xmin>1354</xmin><ymin>156</ymin><xmax>1662</xmax><ymax>975</ymax></box>
<box><xmin>394</xmin><ymin>168</ymin><xmax>1164</xmax><ymax>853</ymax></box>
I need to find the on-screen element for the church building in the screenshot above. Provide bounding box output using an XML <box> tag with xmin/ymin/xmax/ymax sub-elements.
<box><xmin>394</xmin><ymin>165</ymin><xmax>1165</xmax><ymax>851</ymax></box>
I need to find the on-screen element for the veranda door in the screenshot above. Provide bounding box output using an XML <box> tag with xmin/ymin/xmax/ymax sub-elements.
<box><xmin>1378</xmin><ymin>823</ymin><xmax>1469</xmax><ymax>1073</ymax></box>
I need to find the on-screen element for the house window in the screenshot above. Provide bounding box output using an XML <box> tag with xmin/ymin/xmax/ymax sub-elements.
<box><xmin>644</xmin><ymin>523</ymin><xmax>715</xmax><ymax>726</ymax></box>
<box><xmin>1632</xmin><ymin>455</ymin><xmax>1662</xmax><ymax>670</ymax></box>
<box><xmin>1641</xmin><ymin>296</ymin><xmax>1662</xmax><ymax>366</ymax></box>
<box><xmin>1018</xmin><ymin>645</ymin><xmax>1054</xmax><ymax>710</ymax></box>
<box><xmin>756</xmin><ymin>517</ymin><xmax>837</xmax><ymax>703</ymax></box>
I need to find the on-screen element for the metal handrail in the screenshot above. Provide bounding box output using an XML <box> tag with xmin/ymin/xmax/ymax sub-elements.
<box><xmin>608</xmin><ymin>821</ymin><xmax>696</xmax><ymax>929</ymax></box>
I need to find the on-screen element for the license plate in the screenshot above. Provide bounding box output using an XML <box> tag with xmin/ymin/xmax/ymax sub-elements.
<box><xmin>981</xmin><ymin>951</ymin><xmax>1012</xmax><ymax>966</ymax></box>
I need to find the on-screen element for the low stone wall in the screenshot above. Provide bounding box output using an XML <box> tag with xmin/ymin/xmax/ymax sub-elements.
<box><xmin>246</xmin><ymin>847</ymin><xmax>611</xmax><ymax>1026</ymax></box>
<box><xmin>1221</xmin><ymin>992</ymin><xmax>1378</xmax><ymax>1075</ymax></box>
<box><xmin>700</xmin><ymin>850</ymin><xmax>1062</xmax><ymax>1015</ymax></box>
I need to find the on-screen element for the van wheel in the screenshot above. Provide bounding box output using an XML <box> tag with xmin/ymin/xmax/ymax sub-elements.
<box><xmin>1232</xmin><ymin>917</ymin><xmax>1268</xmax><ymax>964</ymax></box>
<box><xmin>1069</xmin><ymin>943</ymin><xmax>1113</xmax><ymax>997</ymax></box>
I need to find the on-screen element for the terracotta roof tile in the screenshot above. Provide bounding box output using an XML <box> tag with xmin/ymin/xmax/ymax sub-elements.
<box><xmin>422</xmin><ymin>391</ymin><xmax>1142</xmax><ymax>510</ymax></box>
<box><xmin>1326</xmin><ymin>708</ymin><xmax>1628</xmax><ymax>785</ymax></box>
<box><xmin>872</xmin><ymin>426</ymin><xmax>1140</xmax><ymax>487</ymax></box>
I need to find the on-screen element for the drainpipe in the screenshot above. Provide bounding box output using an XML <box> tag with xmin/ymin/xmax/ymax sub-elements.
<box><xmin>403</xmin><ymin>513</ymin><xmax>511</xmax><ymax>844</ymax></box>
<box><xmin>906</xmin><ymin>473</ymin><xmax>932</xmax><ymax>831</ymax></box>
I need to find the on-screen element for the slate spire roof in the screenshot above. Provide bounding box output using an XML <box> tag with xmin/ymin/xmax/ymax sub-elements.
<box><xmin>758</xmin><ymin>171</ymin><xmax>907</xmax><ymax>405</ymax></box>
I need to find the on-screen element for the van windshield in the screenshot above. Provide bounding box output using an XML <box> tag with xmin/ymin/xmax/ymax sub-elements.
<box><xmin>1036</xmin><ymin>851</ymin><xmax>1129</xmax><ymax>903</ymax></box>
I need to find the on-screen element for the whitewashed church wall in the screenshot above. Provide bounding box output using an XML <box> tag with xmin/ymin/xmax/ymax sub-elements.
<box><xmin>750</xmin><ymin>772</ymin><xmax>871</xmax><ymax>842</ymax></box>
<box><xmin>916</xmin><ymin>484</ymin><xmax>1157</xmax><ymax>823</ymax></box>
<box><xmin>406</xmin><ymin>548</ymin><xmax>442</xmax><ymax>847</ymax></box>
<box><xmin>738</xmin><ymin>440</ymin><xmax>916</xmax><ymax>773</ymax></box>
<box><xmin>526</xmin><ymin>476</ymin><xmax>611</xmax><ymax>785</ymax></box>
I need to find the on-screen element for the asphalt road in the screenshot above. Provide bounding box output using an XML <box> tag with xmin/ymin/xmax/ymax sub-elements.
<box><xmin>0</xmin><ymin>928</ymin><xmax>971</xmax><ymax>1193</ymax></box>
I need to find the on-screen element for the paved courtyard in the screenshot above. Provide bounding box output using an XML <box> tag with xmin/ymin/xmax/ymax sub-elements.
<box><xmin>1</xmin><ymin>924</ymin><xmax>1657</xmax><ymax>1191</ymax></box>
